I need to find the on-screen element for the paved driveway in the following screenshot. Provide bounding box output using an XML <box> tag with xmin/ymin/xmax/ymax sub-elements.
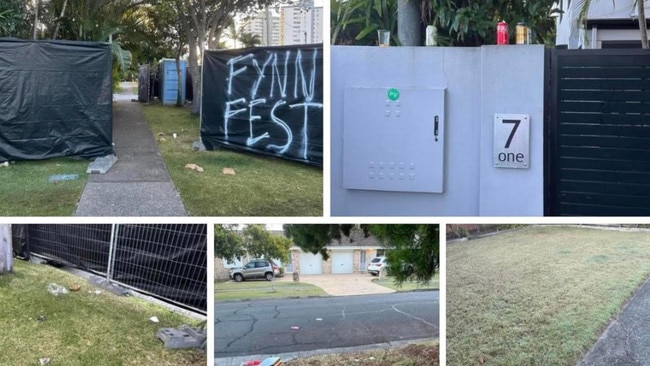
<box><xmin>286</xmin><ymin>273</ymin><xmax>396</xmax><ymax>296</ymax></box>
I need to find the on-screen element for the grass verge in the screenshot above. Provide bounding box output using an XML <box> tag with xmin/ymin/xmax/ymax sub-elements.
<box><xmin>0</xmin><ymin>158</ymin><xmax>88</xmax><ymax>216</ymax></box>
<box><xmin>447</xmin><ymin>225</ymin><xmax>650</xmax><ymax>366</ymax></box>
<box><xmin>373</xmin><ymin>274</ymin><xmax>439</xmax><ymax>291</ymax></box>
<box><xmin>215</xmin><ymin>280</ymin><xmax>328</xmax><ymax>302</ymax></box>
<box><xmin>285</xmin><ymin>340</ymin><xmax>439</xmax><ymax>366</ymax></box>
<box><xmin>0</xmin><ymin>260</ymin><xmax>205</xmax><ymax>366</ymax></box>
<box><xmin>141</xmin><ymin>105</ymin><xmax>323</xmax><ymax>216</ymax></box>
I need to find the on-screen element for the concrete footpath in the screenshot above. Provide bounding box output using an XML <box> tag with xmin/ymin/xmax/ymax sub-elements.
<box><xmin>578</xmin><ymin>276</ymin><xmax>650</xmax><ymax>366</ymax></box>
<box><xmin>75</xmin><ymin>98</ymin><xmax>187</xmax><ymax>216</ymax></box>
<box><xmin>294</xmin><ymin>273</ymin><xmax>396</xmax><ymax>296</ymax></box>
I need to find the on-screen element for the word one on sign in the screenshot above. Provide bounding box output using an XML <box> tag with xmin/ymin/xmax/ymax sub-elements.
<box><xmin>493</xmin><ymin>113</ymin><xmax>529</xmax><ymax>169</ymax></box>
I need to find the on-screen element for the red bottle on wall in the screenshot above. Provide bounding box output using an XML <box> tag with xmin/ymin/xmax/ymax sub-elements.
<box><xmin>497</xmin><ymin>21</ymin><xmax>508</xmax><ymax>45</ymax></box>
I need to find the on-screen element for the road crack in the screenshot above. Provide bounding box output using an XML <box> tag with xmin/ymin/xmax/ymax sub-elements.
<box><xmin>391</xmin><ymin>304</ymin><xmax>437</xmax><ymax>329</ymax></box>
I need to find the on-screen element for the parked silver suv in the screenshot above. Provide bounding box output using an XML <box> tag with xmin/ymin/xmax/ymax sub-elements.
<box><xmin>230</xmin><ymin>259</ymin><xmax>279</xmax><ymax>282</ymax></box>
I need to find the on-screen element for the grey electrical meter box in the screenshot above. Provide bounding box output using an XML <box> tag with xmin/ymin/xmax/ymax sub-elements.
<box><xmin>342</xmin><ymin>86</ymin><xmax>445</xmax><ymax>193</ymax></box>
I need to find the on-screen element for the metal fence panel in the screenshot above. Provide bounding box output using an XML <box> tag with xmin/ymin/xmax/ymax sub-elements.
<box><xmin>111</xmin><ymin>224</ymin><xmax>207</xmax><ymax>313</ymax></box>
<box><xmin>20</xmin><ymin>224</ymin><xmax>207</xmax><ymax>314</ymax></box>
<box><xmin>26</xmin><ymin>224</ymin><xmax>113</xmax><ymax>275</ymax></box>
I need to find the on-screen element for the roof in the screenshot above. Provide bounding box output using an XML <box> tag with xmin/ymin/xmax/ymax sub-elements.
<box><xmin>326</xmin><ymin>229</ymin><xmax>383</xmax><ymax>248</ymax></box>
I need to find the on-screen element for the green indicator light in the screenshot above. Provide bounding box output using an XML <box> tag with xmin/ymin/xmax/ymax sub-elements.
<box><xmin>387</xmin><ymin>88</ymin><xmax>400</xmax><ymax>101</ymax></box>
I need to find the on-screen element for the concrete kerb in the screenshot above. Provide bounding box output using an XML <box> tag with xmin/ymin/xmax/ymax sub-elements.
<box><xmin>577</xmin><ymin>278</ymin><xmax>650</xmax><ymax>366</ymax></box>
<box><xmin>214</xmin><ymin>337</ymin><xmax>438</xmax><ymax>366</ymax></box>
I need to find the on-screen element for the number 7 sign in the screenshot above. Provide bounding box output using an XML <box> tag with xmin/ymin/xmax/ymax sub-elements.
<box><xmin>493</xmin><ymin>114</ymin><xmax>530</xmax><ymax>169</ymax></box>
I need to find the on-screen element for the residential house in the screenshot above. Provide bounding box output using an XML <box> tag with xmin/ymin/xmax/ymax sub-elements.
<box><xmin>290</xmin><ymin>229</ymin><xmax>385</xmax><ymax>275</ymax></box>
<box><xmin>557</xmin><ymin>0</ymin><xmax>650</xmax><ymax>49</ymax></box>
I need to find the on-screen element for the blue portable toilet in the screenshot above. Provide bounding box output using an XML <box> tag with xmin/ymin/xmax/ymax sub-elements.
<box><xmin>159</xmin><ymin>58</ymin><xmax>187</xmax><ymax>105</ymax></box>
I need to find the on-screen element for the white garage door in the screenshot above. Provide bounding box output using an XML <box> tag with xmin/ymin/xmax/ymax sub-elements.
<box><xmin>299</xmin><ymin>252</ymin><xmax>322</xmax><ymax>275</ymax></box>
<box><xmin>331</xmin><ymin>250</ymin><xmax>354</xmax><ymax>274</ymax></box>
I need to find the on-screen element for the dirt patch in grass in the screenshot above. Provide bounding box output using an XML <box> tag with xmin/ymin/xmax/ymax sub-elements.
<box><xmin>141</xmin><ymin>105</ymin><xmax>322</xmax><ymax>216</ymax></box>
<box><xmin>0</xmin><ymin>260</ymin><xmax>205</xmax><ymax>366</ymax></box>
<box><xmin>447</xmin><ymin>225</ymin><xmax>650</xmax><ymax>366</ymax></box>
<box><xmin>285</xmin><ymin>341</ymin><xmax>439</xmax><ymax>366</ymax></box>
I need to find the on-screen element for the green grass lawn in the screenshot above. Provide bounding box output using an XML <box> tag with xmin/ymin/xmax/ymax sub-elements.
<box><xmin>215</xmin><ymin>280</ymin><xmax>328</xmax><ymax>302</ymax></box>
<box><xmin>141</xmin><ymin>105</ymin><xmax>323</xmax><ymax>216</ymax></box>
<box><xmin>373</xmin><ymin>274</ymin><xmax>439</xmax><ymax>291</ymax></box>
<box><xmin>447</xmin><ymin>225</ymin><xmax>650</xmax><ymax>366</ymax></box>
<box><xmin>0</xmin><ymin>158</ymin><xmax>88</xmax><ymax>216</ymax></box>
<box><xmin>0</xmin><ymin>260</ymin><xmax>205</xmax><ymax>366</ymax></box>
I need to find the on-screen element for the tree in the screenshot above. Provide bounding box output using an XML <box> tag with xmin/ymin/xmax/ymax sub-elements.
<box><xmin>178</xmin><ymin>0</ymin><xmax>281</xmax><ymax>115</ymax></box>
<box><xmin>0</xmin><ymin>0</ymin><xmax>29</xmax><ymax>37</ymax></box>
<box><xmin>242</xmin><ymin>225</ymin><xmax>291</xmax><ymax>264</ymax></box>
<box><xmin>283</xmin><ymin>224</ymin><xmax>357</xmax><ymax>260</ymax></box>
<box><xmin>331</xmin><ymin>0</ymin><xmax>399</xmax><ymax>45</ymax></box>
<box><xmin>214</xmin><ymin>224</ymin><xmax>246</xmax><ymax>262</ymax></box>
<box><xmin>238</xmin><ymin>31</ymin><xmax>262</xmax><ymax>48</ymax></box>
<box><xmin>367</xmin><ymin>224</ymin><xmax>439</xmax><ymax>285</ymax></box>
<box><xmin>284</xmin><ymin>224</ymin><xmax>439</xmax><ymax>285</ymax></box>
<box><xmin>214</xmin><ymin>224</ymin><xmax>292</xmax><ymax>264</ymax></box>
<box><xmin>331</xmin><ymin>0</ymin><xmax>560</xmax><ymax>46</ymax></box>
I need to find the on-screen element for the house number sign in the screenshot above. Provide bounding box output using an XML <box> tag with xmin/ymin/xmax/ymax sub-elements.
<box><xmin>493</xmin><ymin>113</ymin><xmax>530</xmax><ymax>169</ymax></box>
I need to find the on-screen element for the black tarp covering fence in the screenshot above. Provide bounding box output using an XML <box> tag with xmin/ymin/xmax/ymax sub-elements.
<box><xmin>201</xmin><ymin>44</ymin><xmax>323</xmax><ymax>166</ymax></box>
<box><xmin>12</xmin><ymin>224</ymin><xmax>207</xmax><ymax>313</ymax></box>
<box><xmin>0</xmin><ymin>39</ymin><xmax>113</xmax><ymax>162</ymax></box>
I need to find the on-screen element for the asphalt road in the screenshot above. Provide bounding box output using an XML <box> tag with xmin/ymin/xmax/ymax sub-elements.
<box><xmin>215</xmin><ymin>291</ymin><xmax>438</xmax><ymax>358</ymax></box>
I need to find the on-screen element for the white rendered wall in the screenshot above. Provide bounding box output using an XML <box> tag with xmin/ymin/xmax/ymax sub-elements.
<box><xmin>331</xmin><ymin>45</ymin><xmax>545</xmax><ymax>216</ymax></box>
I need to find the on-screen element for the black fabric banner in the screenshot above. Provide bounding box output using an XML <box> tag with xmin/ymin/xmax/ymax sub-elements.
<box><xmin>201</xmin><ymin>44</ymin><xmax>323</xmax><ymax>166</ymax></box>
<box><xmin>0</xmin><ymin>39</ymin><xmax>113</xmax><ymax>162</ymax></box>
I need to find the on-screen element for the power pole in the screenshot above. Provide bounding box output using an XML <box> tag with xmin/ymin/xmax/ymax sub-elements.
<box><xmin>0</xmin><ymin>224</ymin><xmax>13</xmax><ymax>274</ymax></box>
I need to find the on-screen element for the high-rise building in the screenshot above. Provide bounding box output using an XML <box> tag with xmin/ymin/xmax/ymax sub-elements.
<box><xmin>240</xmin><ymin>10</ymin><xmax>280</xmax><ymax>47</ymax></box>
<box><xmin>279</xmin><ymin>0</ymin><xmax>323</xmax><ymax>45</ymax></box>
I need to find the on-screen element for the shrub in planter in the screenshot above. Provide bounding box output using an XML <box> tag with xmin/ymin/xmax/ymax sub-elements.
<box><xmin>278</xmin><ymin>267</ymin><xmax>286</xmax><ymax>277</ymax></box>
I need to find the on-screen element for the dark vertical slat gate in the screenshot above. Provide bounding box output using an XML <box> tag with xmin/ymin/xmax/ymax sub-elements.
<box><xmin>547</xmin><ymin>49</ymin><xmax>650</xmax><ymax>216</ymax></box>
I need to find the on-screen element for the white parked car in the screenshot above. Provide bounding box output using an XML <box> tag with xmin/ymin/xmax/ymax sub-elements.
<box><xmin>367</xmin><ymin>256</ymin><xmax>388</xmax><ymax>276</ymax></box>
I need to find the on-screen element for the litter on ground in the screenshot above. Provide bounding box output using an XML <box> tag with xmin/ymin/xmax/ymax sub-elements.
<box><xmin>47</xmin><ymin>283</ymin><xmax>69</xmax><ymax>296</ymax></box>
<box><xmin>185</xmin><ymin>163</ymin><xmax>204</xmax><ymax>172</ymax></box>
<box><xmin>48</xmin><ymin>174</ymin><xmax>79</xmax><ymax>183</ymax></box>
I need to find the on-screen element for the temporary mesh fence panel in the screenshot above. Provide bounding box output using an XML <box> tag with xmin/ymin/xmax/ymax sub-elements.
<box><xmin>0</xmin><ymin>39</ymin><xmax>114</xmax><ymax>162</ymax></box>
<box><xmin>26</xmin><ymin>224</ymin><xmax>113</xmax><ymax>275</ymax></box>
<box><xmin>201</xmin><ymin>44</ymin><xmax>323</xmax><ymax>166</ymax></box>
<box><xmin>19</xmin><ymin>224</ymin><xmax>207</xmax><ymax>313</ymax></box>
<box><xmin>111</xmin><ymin>224</ymin><xmax>207</xmax><ymax>312</ymax></box>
